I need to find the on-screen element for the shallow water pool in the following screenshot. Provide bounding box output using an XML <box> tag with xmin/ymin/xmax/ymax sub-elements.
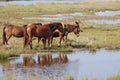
<box><xmin>0</xmin><ymin>49</ymin><xmax>120</xmax><ymax>80</ymax></box>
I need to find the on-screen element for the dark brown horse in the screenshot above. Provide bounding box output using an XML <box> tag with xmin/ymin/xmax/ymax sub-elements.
<box><xmin>53</xmin><ymin>21</ymin><xmax>82</xmax><ymax>43</ymax></box>
<box><xmin>64</xmin><ymin>21</ymin><xmax>82</xmax><ymax>39</ymax></box>
<box><xmin>2</xmin><ymin>23</ymin><xmax>42</xmax><ymax>47</ymax></box>
<box><xmin>24</xmin><ymin>22</ymin><xmax>66</xmax><ymax>49</ymax></box>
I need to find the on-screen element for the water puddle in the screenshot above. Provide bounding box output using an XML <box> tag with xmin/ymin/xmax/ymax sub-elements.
<box><xmin>0</xmin><ymin>0</ymin><xmax>119</xmax><ymax>6</ymax></box>
<box><xmin>0</xmin><ymin>0</ymin><xmax>83</xmax><ymax>6</ymax></box>
<box><xmin>95</xmin><ymin>11</ymin><xmax>120</xmax><ymax>16</ymax></box>
<box><xmin>23</xmin><ymin>16</ymin><xmax>72</xmax><ymax>21</ymax></box>
<box><xmin>22</xmin><ymin>11</ymin><xmax>120</xmax><ymax>25</ymax></box>
<box><xmin>87</xmin><ymin>19</ymin><xmax>120</xmax><ymax>25</ymax></box>
<box><xmin>22</xmin><ymin>12</ymin><xmax>84</xmax><ymax>21</ymax></box>
<box><xmin>0</xmin><ymin>49</ymin><xmax>120</xmax><ymax>80</ymax></box>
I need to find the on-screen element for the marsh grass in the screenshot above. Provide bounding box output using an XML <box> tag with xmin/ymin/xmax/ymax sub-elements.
<box><xmin>2</xmin><ymin>73</ymin><xmax>120</xmax><ymax>80</ymax></box>
<box><xmin>0</xmin><ymin>1</ymin><xmax>120</xmax><ymax>18</ymax></box>
<box><xmin>0</xmin><ymin>72</ymin><xmax>74</xmax><ymax>80</ymax></box>
<box><xmin>0</xmin><ymin>2</ymin><xmax>120</xmax><ymax>59</ymax></box>
<box><xmin>69</xmin><ymin>22</ymin><xmax>120</xmax><ymax>50</ymax></box>
<box><xmin>107</xmin><ymin>74</ymin><xmax>120</xmax><ymax>80</ymax></box>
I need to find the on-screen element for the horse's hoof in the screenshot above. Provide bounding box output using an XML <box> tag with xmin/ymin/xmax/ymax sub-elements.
<box><xmin>43</xmin><ymin>47</ymin><xmax>46</xmax><ymax>49</ymax></box>
<box><xmin>58</xmin><ymin>45</ymin><xmax>60</xmax><ymax>47</ymax></box>
<box><xmin>57</xmin><ymin>43</ymin><xmax>61</xmax><ymax>47</ymax></box>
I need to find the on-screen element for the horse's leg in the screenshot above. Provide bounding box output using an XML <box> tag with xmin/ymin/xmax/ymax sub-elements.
<box><xmin>28</xmin><ymin>36</ymin><xmax>33</xmax><ymax>49</ymax></box>
<box><xmin>23</xmin><ymin>35</ymin><xmax>28</xmax><ymax>48</ymax></box>
<box><xmin>27</xmin><ymin>32</ymin><xmax>33</xmax><ymax>49</ymax></box>
<box><xmin>2</xmin><ymin>31</ymin><xmax>11</xmax><ymax>45</ymax></box>
<box><xmin>2</xmin><ymin>26</ymin><xmax>7</xmax><ymax>45</ymax></box>
<box><xmin>38</xmin><ymin>38</ymin><xmax>40</xmax><ymax>43</ymax></box>
<box><xmin>58</xmin><ymin>35</ymin><xmax>63</xmax><ymax>47</ymax></box>
<box><xmin>48</xmin><ymin>37</ymin><xmax>52</xmax><ymax>48</ymax></box>
<box><xmin>29</xmin><ymin>40</ymin><xmax>33</xmax><ymax>49</ymax></box>
<box><xmin>5</xmin><ymin>34</ymin><xmax>12</xmax><ymax>45</ymax></box>
<box><xmin>65</xmin><ymin>34</ymin><xmax>68</xmax><ymax>40</ymax></box>
<box><xmin>23</xmin><ymin>26</ymin><xmax>28</xmax><ymax>48</ymax></box>
<box><xmin>42</xmin><ymin>38</ymin><xmax>46</xmax><ymax>49</ymax></box>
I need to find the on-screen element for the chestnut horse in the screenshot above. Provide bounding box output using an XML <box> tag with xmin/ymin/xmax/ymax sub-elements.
<box><xmin>2</xmin><ymin>23</ymin><xmax>42</xmax><ymax>47</ymax></box>
<box><xmin>53</xmin><ymin>21</ymin><xmax>82</xmax><ymax>42</ymax></box>
<box><xmin>24</xmin><ymin>22</ymin><xmax>65</xmax><ymax>49</ymax></box>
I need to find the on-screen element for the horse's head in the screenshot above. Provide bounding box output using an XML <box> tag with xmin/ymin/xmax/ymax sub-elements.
<box><xmin>73</xmin><ymin>21</ymin><xmax>83</xmax><ymax>37</ymax></box>
<box><xmin>65</xmin><ymin>21</ymin><xmax>80</xmax><ymax>37</ymax></box>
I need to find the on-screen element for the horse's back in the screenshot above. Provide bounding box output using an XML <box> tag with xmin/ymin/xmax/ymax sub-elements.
<box><xmin>5</xmin><ymin>24</ymin><xmax>25</xmax><ymax>37</ymax></box>
<box><xmin>61</xmin><ymin>21</ymin><xmax>78</xmax><ymax>27</ymax></box>
<box><xmin>27</xmin><ymin>24</ymin><xmax>52</xmax><ymax>38</ymax></box>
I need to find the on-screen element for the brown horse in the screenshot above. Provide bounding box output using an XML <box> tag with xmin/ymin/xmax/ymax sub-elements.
<box><xmin>2</xmin><ymin>23</ymin><xmax>42</xmax><ymax>47</ymax></box>
<box><xmin>53</xmin><ymin>21</ymin><xmax>82</xmax><ymax>39</ymax></box>
<box><xmin>53</xmin><ymin>21</ymin><xmax>82</xmax><ymax>43</ymax></box>
<box><xmin>2</xmin><ymin>23</ymin><xmax>27</xmax><ymax>45</ymax></box>
<box><xmin>63</xmin><ymin>21</ymin><xmax>82</xmax><ymax>39</ymax></box>
<box><xmin>24</xmin><ymin>22</ymin><xmax>66</xmax><ymax>49</ymax></box>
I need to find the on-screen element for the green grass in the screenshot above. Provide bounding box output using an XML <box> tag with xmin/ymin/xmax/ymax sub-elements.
<box><xmin>0</xmin><ymin>1</ymin><xmax>120</xmax><ymax>20</ymax></box>
<box><xmin>67</xmin><ymin>22</ymin><xmax>120</xmax><ymax>51</ymax></box>
<box><xmin>0</xmin><ymin>2</ymin><xmax>120</xmax><ymax>59</ymax></box>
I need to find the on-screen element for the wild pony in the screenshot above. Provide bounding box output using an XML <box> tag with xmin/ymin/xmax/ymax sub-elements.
<box><xmin>2</xmin><ymin>23</ymin><xmax>42</xmax><ymax>47</ymax></box>
<box><xmin>53</xmin><ymin>21</ymin><xmax>82</xmax><ymax>42</ymax></box>
<box><xmin>24</xmin><ymin>22</ymin><xmax>66</xmax><ymax>49</ymax></box>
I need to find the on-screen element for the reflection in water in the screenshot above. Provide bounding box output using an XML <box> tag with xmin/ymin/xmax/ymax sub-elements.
<box><xmin>23</xmin><ymin>54</ymin><xmax>36</xmax><ymax>66</ymax></box>
<box><xmin>58</xmin><ymin>54</ymin><xmax>68</xmax><ymax>64</ymax></box>
<box><xmin>22</xmin><ymin>53</ymin><xmax>68</xmax><ymax>66</ymax></box>
<box><xmin>1</xmin><ymin>53</ymin><xmax>68</xmax><ymax>80</ymax></box>
<box><xmin>0</xmin><ymin>49</ymin><xmax>120</xmax><ymax>80</ymax></box>
<box><xmin>38</xmin><ymin>54</ymin><xmax>52</xmax><ymax>66</ymax></box>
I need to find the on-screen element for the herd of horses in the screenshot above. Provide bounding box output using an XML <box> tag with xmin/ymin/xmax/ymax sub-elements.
<box><xmin>2</xmin><ymin>21</ymin><xmax>82</xmax><ymax>49</ymax></box>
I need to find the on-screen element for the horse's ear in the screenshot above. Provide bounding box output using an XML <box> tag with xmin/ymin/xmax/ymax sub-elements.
<box><xmin>64</xmin><ymin>24</ymin><xmax>66</xmax><ymax>27</ymax></box>
<box><xmin>23</xmin><ymin>24</ymin><xmax>27</xmax><ymax>27</ymax></box>
<box><xmin>64</xmin><ymin>24</ymin><xmax>66</xmax><ymax>28</ymax></box>
<box><xmin>75</xmin><ymin>20</ymin><xmax>81</xmax><ymax>24</ymax></box>
<box><xmin>64</xmin><ymin>24</ymin><xmax>67</xmax><ymax>28</ymax></box>
<box><xmin>75</xmin><ymin>21</ymin><xmax>79</xmax><ymax>25</ymax></box>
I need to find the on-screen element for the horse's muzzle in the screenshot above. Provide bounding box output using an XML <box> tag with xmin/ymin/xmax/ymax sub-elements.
<box><xmin>80</xmin><ymin>29</ymin><xmax>83</xmax><ymax>32</ymax></box>
<box><xmin>76</xmin><ymin>34</ymin><xmax>79</xmax><ymax>37</ymax></box>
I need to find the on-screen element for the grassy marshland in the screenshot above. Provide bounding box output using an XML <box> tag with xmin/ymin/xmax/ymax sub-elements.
<box><xmin>0</xmin><ymin>1</ymin><xmax>120</xmax><ymax>59</ymax></box>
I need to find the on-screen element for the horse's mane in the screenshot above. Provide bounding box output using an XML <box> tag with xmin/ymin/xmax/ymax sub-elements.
<box><xmin>48</xmin><ymin>22</ymin><xmax>62</xmax><ymax>31</ymax></box>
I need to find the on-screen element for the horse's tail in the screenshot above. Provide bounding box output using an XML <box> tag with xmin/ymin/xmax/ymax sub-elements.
<box><xmin>2</xmin><ymin>24</ymin><xmax>7</xmax><ymax>45</ymax></box>
<box><xmin>23</xmin><ymin>25</ymin><xmax>28</xmax><ymax>48</ymax></box>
